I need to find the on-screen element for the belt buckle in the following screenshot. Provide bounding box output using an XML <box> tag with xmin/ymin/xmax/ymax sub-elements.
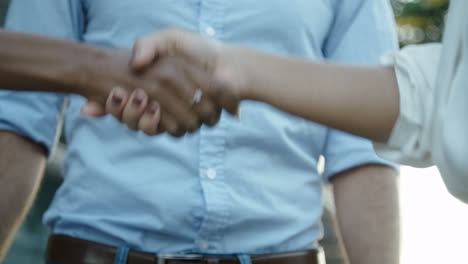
<box><xmin>156</xmin><ymin>253</ymin><xmax>204</xmax><ymax>264</ymax></box>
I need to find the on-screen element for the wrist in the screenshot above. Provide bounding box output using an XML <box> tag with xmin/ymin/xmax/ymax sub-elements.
<box><xmin>74</xmin><ymin>46</ymin><xmax>108</xmax><ymax>96</ymax></box>
<box><xmin>80</xmin><ymin>47</ymin><xmax>133</xmax><ymax>104</ymax></box>
<box><xmin>219</xmin><ymin>46</ymin><xmax>255</xmax><ymax>101</ymax></box>
<box><xmin>51</xmin><ymin>42</ymin><xmax>107</xmax><ymax>95</ymax></box>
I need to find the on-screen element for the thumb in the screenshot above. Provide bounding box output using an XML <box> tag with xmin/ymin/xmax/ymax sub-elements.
<box><xmin>130</xmin><ymin>36</ymin><xmax>160</xmax><ymax>72</ymax></box>
<box><xmin>81</xmin><ymin>101</ymin><xmax>106</xmax><ymax>117</ymax></box>
<box><xmin>131</xmin><ymin>29</ymin><xmax>218</xmax><ymax>73</ymax></box>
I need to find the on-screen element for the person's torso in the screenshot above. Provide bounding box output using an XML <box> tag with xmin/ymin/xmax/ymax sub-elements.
<box><xmin>47</xmin><ymin>0</ymin><xmax>336</xmax><ymax>254</ymax></box>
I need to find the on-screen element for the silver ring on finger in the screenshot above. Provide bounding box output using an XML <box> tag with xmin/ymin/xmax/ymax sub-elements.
<box><xmin>191</xmin><ymin>89</ymin><xmax>203</xmax><ymax>107</ymax></box>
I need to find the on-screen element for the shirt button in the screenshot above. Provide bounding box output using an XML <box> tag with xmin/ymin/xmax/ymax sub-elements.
<box><xmin>204</xmin><ymin>27</ymin><xmax>216</xmax><ymax>37</ymax></box>
<box><xmin>206</xmin><ymin>168</ymin><xmax>217</xmax><ymax>180</ymax></box>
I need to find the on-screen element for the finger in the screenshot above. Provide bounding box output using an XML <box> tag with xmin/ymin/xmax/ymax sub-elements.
<box><xmin>180</xmin><ymin>59</ymin><xmax>221</xmax><ymax>125</ymax></box>
<box><xmin>105</xmin><ymin>87</ymin><xmax>130</xmax><ymax>120</ymax></box>
<box><xmin>158</xmin><ymin>109</ymin><xmax>185</xmax><ymax>137</ymax></box>
<box><xmin>152</xmin><ymin>81</ymin><xmax>201</xmax><ymax>133</ymax></box>
<box><xmin>122</xmin><ymin>89</ymin><xmax>148</xmax><ymax>130</ymax></box>
<box><xmin>131</xmin><ymin>32</ymin><xmax>168</xmax><ymax>72</ymax></box>
<box><xmin>138</xmin><ymin>101</ymin><xmax>161</xmax><ymax>136</ymax></box>
<box><xmin>159</xmin><ymin>65</ymin><xmax>217</xmax><ymax>126</ymax></box>
<box><xmin>164</xmin><ymin>92</ymin><xmax>201</xmax><ymax>133</ymax></box>
<box><xmin>155</xmin><ymin>57</ymin><xmax>217</xmax><ymax>126</ymax></box>
<box><xmin>131</xmin><ymin>39</ymin><xmax>158</xmax><ymax>72</ymax></box>
<box><xmin>156</xmin><ymin>58</ymin><xmax>195</xmax><ymax>104</ymax></box>
<box><xmin>81</xmin><ymin>101</ymin><xmax>106</xmax><ymax>117</ymax></box>
<box><xmin>192</xmin><ymin>98</ymin><xmax>222</xmax><ymax>126</ymax></box>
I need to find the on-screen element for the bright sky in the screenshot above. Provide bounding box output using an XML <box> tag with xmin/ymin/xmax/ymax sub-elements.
<box><xmin>400</xmin><ymin>166</ymin><xmax>468</xmax><ymax>264</ymax></box>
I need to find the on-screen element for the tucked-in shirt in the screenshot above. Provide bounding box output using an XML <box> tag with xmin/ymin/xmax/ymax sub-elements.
<box><xmin>1</xmin><ymin>0</ymin><xmax>397</xmax><ymax>254</ymax></box>
<box><xmin>375</xmin><ymin>0</ymin><xmax>468</xmax><ymax>202</ymax></box>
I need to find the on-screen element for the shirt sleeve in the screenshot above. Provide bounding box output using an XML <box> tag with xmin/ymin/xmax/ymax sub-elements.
<box><xmin>0</xmin><ymin>0</ymin><xmax>84</xmax><ymax>153</ymax></box>
<box><xmin>373</xmin><ymin>44</ymin><xmax>441</xmax><ymax>168</ymax></box>
<box><xmin>434</xmin><ymin>47</ymin><xmax>468</xmax><ymax>201</ymax></box>
<box><xmin>322</xmin><ymin>130</ymin><xmax>396</xmax><ymax>182</ymax></box>
<box><xmin>431</xmin><ymin>1</ymin><xmax>468</xmax><ymax>202</ymax></box>
<box><xmin>321</xmin><ymin>0</ymin><xmax>399</xmax><ymax>180</ymax></box>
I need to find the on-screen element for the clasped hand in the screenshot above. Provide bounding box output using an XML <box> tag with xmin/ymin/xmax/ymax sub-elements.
<box><xmin>81</xmin><ymin>29</ymin><xmax>244</xmax><ymax>137</ymax></box>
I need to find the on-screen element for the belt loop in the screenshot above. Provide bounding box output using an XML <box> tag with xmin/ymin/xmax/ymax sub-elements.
<box><xmin>237</xmin><ymin>254</ymin><xmax>252</xmax><ymax>264</ymax></box>
<box><xmin>113</xmin><ymin>246</ymin><xmax>130</xmax><ymax>264</ymax></box>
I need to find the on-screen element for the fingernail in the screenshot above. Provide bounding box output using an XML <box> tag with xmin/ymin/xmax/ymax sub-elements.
<box><xmin>132</xmin><ymin>90</ymin><xmax>145</xmax><ymax>106</ymax></box>
<box><xmin>112</xmin><ymin>94</ymin><xmax>123</xmax><ymax>105</ymax></box>
<box><xmin>111</xmin><ymin>87</ymin><xmax>125</xmax><ymax>105</ymax></box>
<box><xmin>132</xmin><ymin>97</ymin><xmax>142</xmax><ymax>106</ymax></box>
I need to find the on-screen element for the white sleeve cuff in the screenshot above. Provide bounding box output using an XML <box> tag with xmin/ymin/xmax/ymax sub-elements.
<box><xmin>373</xmin><ymin>44</ymin><xmax>441</xmax><ymax>168</ymax></box>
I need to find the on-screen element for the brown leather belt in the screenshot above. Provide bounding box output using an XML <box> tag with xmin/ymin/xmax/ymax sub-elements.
<box><xmin>46</xmin><ymin>235</ymin><xmax>322</xmax><ymax>264</ymax></box>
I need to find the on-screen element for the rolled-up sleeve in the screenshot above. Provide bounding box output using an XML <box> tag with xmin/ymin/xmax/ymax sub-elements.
<box><xmin>0</xmin><ymin>0</ymin><xmax>84</xmax><ymax>152</ymax></box>
<box><xmin>0</xmin><ymin>92</ymin><xmax>65</xmax><ymax>151</ymax></box>
<box><xmin>322</xmin><ymin>130</ymin><xmax>396</xmax><ymax>181</ymax></box>
<box><xmin>321</xmin><ymin>0</ymin><xmax>399</xmax><ymax>180</ymax></box>
<box><xmin>374</xmin><ymin>44</ymin><xmax>441</xmax><ymax>167</ymax></box>
<box><xmin>374</xmin><ymin>0</ymin><xmax>468</xmax><ymax>202</ymax></box>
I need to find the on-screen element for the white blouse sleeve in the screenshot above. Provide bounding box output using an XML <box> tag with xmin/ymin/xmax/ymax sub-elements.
<box><xmin>373</xmin><ymin>44</ymin><xmax>441</xmax><ymax>168</ymax></box>
<box><xmin>374</xmin><ymin>0</ymin><xmax>468</xmax><ymax>203</ymax></box>
<box><xmin>430</xmin><ymin>0</ymin><xmax>468</xmax><ymax>202</ymax></box>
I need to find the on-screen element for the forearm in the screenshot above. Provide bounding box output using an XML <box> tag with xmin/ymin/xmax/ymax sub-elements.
<box><xmin>0</xmin><ymin>30</ymin><xmax>118</xmax><ymax>98</ymax></box>
<box><xmin>332</xmin><ymin>165</ymin><xmax>400</xmax><ymax>264</ymax></box>
<box><xmin>0</xmin><ymin>131</ymin><xmax>47</xmax><ymax>261</ymax></box>
<box><xmin>232</xmin><ymin>47</ymin><xmax>400</xmax><ymax>142</ymax></box>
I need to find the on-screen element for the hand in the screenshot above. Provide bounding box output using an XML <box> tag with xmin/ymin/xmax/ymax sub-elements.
<box><xmin>94</xmin><ymin>28</ymin><xmax>246</xmax><ymax>134</ymax></box>
<box><xmin>130</xmin><ymin>28</ymin><xmax>244</xmax><ymax>117</ymax></box>
<box><xmin>80</xmin><ymin>49</ymin><xmax>221</xmax><ymax>137</ymax></box>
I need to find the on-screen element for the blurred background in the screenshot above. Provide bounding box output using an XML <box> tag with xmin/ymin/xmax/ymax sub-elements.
<box><xmin>391</xmin><ymin>0</ymin><xmax>449</xmax><ymax>46</ymax></box>
<box><xmin>1</xmin><ymin>0</ymin><xmax>467</xmax><ymax>264</ymax></box>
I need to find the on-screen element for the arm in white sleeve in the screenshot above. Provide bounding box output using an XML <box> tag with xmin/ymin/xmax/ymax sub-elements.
<box><xmin>374</xmin><ymin>44</ymin><xmax>441</xmax><ymax>167</ymax></box>
<box><xmin>376</xmin><ymin>0</ymin><xmax>468</xmax><ymax>203</ymax></box>
<box><xmin>431</xmin><ymin>0</ymin><xmax>468</xmax><ymax>202</ymax></box>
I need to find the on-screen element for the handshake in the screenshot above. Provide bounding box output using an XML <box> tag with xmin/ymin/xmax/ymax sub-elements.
<box><xmin>79</xmin><ymin>29</ymin><xmax>246</xmax><ymax>137</ymax></box>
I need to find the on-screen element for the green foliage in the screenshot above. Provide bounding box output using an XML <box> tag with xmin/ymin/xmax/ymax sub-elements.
<box><xmin>392</xmin><ymin>0</ymin><xmax>449</xmax><ymax>45</ymax></box>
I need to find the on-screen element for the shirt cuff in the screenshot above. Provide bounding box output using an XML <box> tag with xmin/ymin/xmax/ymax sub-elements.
<box><xmin>374</xmin><ymin>45</ymin><xmax>440</xmax><ymax>168</ymax></box>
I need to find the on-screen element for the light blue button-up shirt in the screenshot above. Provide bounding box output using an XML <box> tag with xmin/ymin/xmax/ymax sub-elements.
<box><xmin>1</xmin><ymin>0</ymin><xmax>398</xmax><ymax>255</ymax></box>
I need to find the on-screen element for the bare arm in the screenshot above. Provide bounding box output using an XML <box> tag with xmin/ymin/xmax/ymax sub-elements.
<box><xmin>129</xmin><ymin>29</ymin><xmax>401</xmax><ymax>142</ymax></box>
<box><xmin>331</xmin><ymin>165</ymin><xmax>400</xmax><ymax>264</ymax></box>
<box><xmin>0</xmin><ymin>131</ymin><xmax>47</xmax><ymax>261</ymax></box>
<box><xmin>0</xmin><ymin>30</ymin><xmax>105</xmax><ymax>96</ymax></box>
<box><xmin>232</xmin><ymin>48</ymin><xmax>400</xmax><ymax>143</ymax></box>
<box><xmin>0</xmin><ymin>30</ymin><xmax>220</xmax><ymax>136</ymax></box>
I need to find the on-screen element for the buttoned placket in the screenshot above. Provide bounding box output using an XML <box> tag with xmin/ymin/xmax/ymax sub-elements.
<box><xmin>195</xmin><ymin>0</ymin><xmax>230</xmax><ymax>253</ymax></box>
